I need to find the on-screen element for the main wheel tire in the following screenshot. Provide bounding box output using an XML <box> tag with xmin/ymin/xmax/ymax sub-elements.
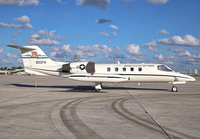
<box><xmin>95</xmin><ymin>89</ymin><xmax>101</xmax><ymax>92</ymax></box>
<box><xmin>171</xmin><ymin>86</ymin><xmax>178</xmax><ymax>92</ymax></box>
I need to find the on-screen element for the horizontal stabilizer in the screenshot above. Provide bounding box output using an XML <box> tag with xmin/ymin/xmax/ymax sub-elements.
<box><xmin>7</xmin><ymin>44</ymin><xmax>36</xmax><ymax>50</ymax></box>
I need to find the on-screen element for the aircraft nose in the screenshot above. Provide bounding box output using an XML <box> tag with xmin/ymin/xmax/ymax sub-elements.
<box><xmin>191</xmin><ymin>77</ymin><xmax>196</xmax><ymax>81</ymax></box>
<box><xmin>178</xmin><ymin>73</ymin><xmax>196</xmax><ymax>82</ymax></box>
<box><xmin>187</xmin><ymin>76</ymin><xmax>196</xmax><ymax>82</ymax></box>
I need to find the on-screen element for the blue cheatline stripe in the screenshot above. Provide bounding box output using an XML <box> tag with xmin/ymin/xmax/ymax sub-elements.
<box><xmin>22</xmin><ymin>57</ymin><xmax>49</xmax><ymax>59</ymax></box>
<box><xmin>119</xmin><ymin>74</ymin><xmax>192</xmax><ymax>79</ymax></box>
<box><xmin>69</xmin><ymin>75</ymin><xmax>123</xmax><ymax>79</ymax></box>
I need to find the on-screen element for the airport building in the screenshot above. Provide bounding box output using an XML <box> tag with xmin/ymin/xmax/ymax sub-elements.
<box><xmin>188</xmin><ymin>69</ymin><xmax>200</xmax><ymax>75</ymax></box>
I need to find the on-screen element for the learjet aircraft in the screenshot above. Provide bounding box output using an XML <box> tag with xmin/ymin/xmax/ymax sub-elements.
<box><xmin>7</xmin><ymin>44</ymin><xmax>195</xmax><ymax>92</ymax></box>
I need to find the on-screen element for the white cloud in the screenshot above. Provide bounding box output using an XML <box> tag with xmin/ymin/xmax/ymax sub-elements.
<box><xmin>49</xmin><ymin>51</ymin><xmax>57</xmax><ymax>58</ymax></box>
<box><xmin>11</xmin><ymin>29</ymin><xmax>22</xmax><ymax>43</ymax></box>
<box><xmin>157</xmin><ymin>29</ymin><xmax>169</xmax><ymax>34</ymax></box>
<box><xmin>37</xmin><ymin>30</ymin><xmax>55</xmax><ymax>38</ymax></box>
<box><xmin>0</xmin><ymin>16</ymin><xmax>33</xmax><ymax>29</ymax></box>
<box><xmin>55</xmin><ymin>0</ymin><xmax>62</xmax><ymax>3</ymax></box>
<box><xmin>49</xmin><ymin>44</ymin><xmax>73</xmax><ymax>61</ymax></box>
<box><xmin>0</xmin><ymin>22</ymin><xmax>33</xmax><ymax>29</ymax></box>
<box><xmin>112</xmin><ymin>32</ymin><xmax>118</xmax><ymax>36</ymax></box>
<box><xmin>56</xmin><ymin>34</ymin><xmax>68</xmax><ymax>41</ymax></box>
<box><xmin>12</xmin><ymin>39</ymin><xmax>18</xmax><ymax>43</ymax></box>
<box><xmin>0</xmin><ymin>0</ymin><xmax>39</xmax><ymax>6</ymax></box>
<box><xmin>153</xmin><ymin>54</ymin><xmax>175</xmax><ymax>66</ymax></box>
<box><xmin>14</xmin><ymin>29</ymin><xmax>22</xmax><ymax>36</ymax></box>
<box><xmin>75</xmin><ymin>45</ymin><xmax>96</xmax><ymax>58</ymax></box>
<box><xmin>145</xmin><ymin>40</ymin><xmax>159</xmax><ymax>52</ymax></box>
<box><xmin>27</xmin><ymin>37</ymin><xmax>61</xmax><ymax>46</ymax></box>
<box><xmin>54</xmin><ymin>0</ymin><xmax>67</xmax><ymax>4</ymax></box>
<box><xmin>146</xmin><ymin>0</ymin><xmax>169</xmax><ymax>4</ymax></box>
<box><xmin>70</xmin><ymin>30</ymin><xmax>86</xmax><ymax>37</ymax></box>
<box><xmin>6</xmin><ymin>53</ymin><xmax>18</xmax><ymax>58</ymax></box>
<box><xmin>98</xmin><ymin>32</ymin><xmax>109</xmax><ymax>36</ymax></box>
<box><xmin>155</xmin><ymin>54</ymin><xmax>164</xmax><ymax>60</ymax></box>
<box><xmin>26</xmin><ymin>30</ymin><xmax>67</xmax><ymax>46</ymax></box>
<box><xmin>24</xmin><ymin>23</ymin><xmax>33</xmax><ymax>28</ymax></box>
<box><xmin>109</xmin><ymin>24</ymin><xmax>119</xmax><ymax>30</ymax></box>
<box><xmin>107</xmin><ymin>40</ymin><xmax>111</xmax><ymax>43</ymax></box>
<box><xmin>61</xmin><ymin>44</ymin><xmax>72</xmax><ymax>53</ymax></box>
<box><xmin>94</xmin><ymin>44</ymin><xmax>112</xmax><ymax>52</ymax></box>
<box><xmin>2</xmin><ymin>59</ymin><xmax>12</xmax><ymax>64</ymax></box>
<box><xmin>126</xmin><ymin>55</ymin><xmax>144</xmax><ymax>62</ymax></box>
<box><xmin>114</xmin><ymin>46</ymin><xmax>121</xmax><ymax>51</ymax></box>
<box><xmin>152</xmin><ymin>51</ymin><xmax>200</xmax><ymax>71</ymax></box>
<box><xmin>18</xmin><ymin>58</ymin><xmax>23</xmax><ymax>63</ymax></box>
<box><xmin>194</xmin><ymin>52</ymin><xmax>200</xmax><ymax>59</ymax></box>
<box><xmin>172</xmin><ymin>48</ymin><xmax>186</xmax><ymax>53</ymax></box>
<box><xmin>179</xmin><ymin>50</ymin><xmax>191</xmax><ymax>56</ymax></box>
<box><xmin>124</xmin><ymin>44</ymin><xmax>144</xmax><ymax>55</ymax></box>
<box><xmin>94</xmin><ymin>44</ymin><xmax>112</xmax><ymax>58</ymax></box>
<box><xmin>76</xmin><ymin>0</ymin><xmax>110</xmax><ymax>9</ymax></box>
<box><xmin>75</xmin><ymin>44</ymin><xmax>112</xmax><ymax>59</ymax></box>
<box><xmin>0</xmin><ymin>48</ymin><xmax>4</xmax><ymax>54</ymax></box>
<box><xmin>13</xmin><ymin>15</ymin><xmax>30</xmax><ymax>23</ymax></box>
<box><xmin>49</xmin><ymin>46</ymin><xmax>59</xmax><ymax>52</ymax></box>
<box><xmin>172</xmin><ymin>48</ymin><xmax>191</xmax><ymax>56</ymax></box>
<box><xmin>158</xmin><ymin>34</ymin><xmax>200</xmax><ymax>47</ymax></box>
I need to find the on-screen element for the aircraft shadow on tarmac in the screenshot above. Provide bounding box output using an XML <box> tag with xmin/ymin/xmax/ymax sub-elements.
<box><xmin>10</xmin><ymin>83</ymin><xmax>169</xmax><ymax>92</ymax></box>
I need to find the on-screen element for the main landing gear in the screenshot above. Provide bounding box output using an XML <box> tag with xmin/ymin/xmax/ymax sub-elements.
<box><xmin>171</xmin><ymin>85</ymin><xmax>178</xmax><ymax>92</ymax></box>
<box><xmin>94</xmin><ymin>82</ymin><xmax>102</xmax><ymax>92</ymax></box>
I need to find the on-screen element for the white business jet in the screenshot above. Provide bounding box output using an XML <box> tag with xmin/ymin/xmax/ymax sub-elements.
<box><xmin>7</xmin><ymin>44</ymin><xmax>195</xmax><ymax>92</ymax></box>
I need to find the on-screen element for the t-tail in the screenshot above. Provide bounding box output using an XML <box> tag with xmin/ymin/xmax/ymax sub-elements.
<box><xmin>7</xmin><ymin>44</ymin><xmax>63</xmax><ymax>76</ymax></box>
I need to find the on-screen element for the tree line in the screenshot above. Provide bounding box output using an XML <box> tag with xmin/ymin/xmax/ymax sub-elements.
<box><xmin>0</xmin><ymin>66</ymin><xmax>23</xmax><ymax>70</ymax></box>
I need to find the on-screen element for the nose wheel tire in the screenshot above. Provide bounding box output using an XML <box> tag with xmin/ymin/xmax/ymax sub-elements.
<box><xmin>171</xmin><ymin>86</ymin><xmax>178</xmax><ymax>92</ymax></box>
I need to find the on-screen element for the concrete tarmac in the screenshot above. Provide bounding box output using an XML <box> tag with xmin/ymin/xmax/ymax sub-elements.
<box><xmin>0</xmin><ymin>75</ymin><xmax>199</xmax><ymax>139</ymax></box>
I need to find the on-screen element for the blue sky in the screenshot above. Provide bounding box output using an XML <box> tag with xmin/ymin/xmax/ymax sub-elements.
<box><xmin>0</xmin><ymin>0</ymin><xmax>200</xmax><ymax>72</ymax></box>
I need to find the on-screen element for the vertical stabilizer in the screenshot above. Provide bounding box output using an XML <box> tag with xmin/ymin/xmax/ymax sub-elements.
<box><xmin>7</xmin><ymin>44</ymin><xmax>60</xmax><ymax>76</ymax></box>
<box><xmin>73</xmin><ymin>55</ymin><xmax>80</xmax><ymax>62</ymax></box>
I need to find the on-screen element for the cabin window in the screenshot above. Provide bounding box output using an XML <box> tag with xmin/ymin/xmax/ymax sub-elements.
<box><xmin>107</xmin><ymin>67</ymin><xmax>111</xmax><ymax>72</ymax></box>
<box><xmin>157</xmin><ymin>65</ymin><xmax>172</xmax><ymax>72</ymax></box>
<box><xmin>123</xmin><ymin>68</ymin><xmax>126</xmax><ymax>72</ymax></box>
<box><xmin>138</xmin><ymin>67</ymin><xmax>142</xmax><ymax>72</ymax></box>
<box><xmin>115</xmin><ymin>67</ymin><xmax>118</xmax><ymax>72</ymax></box>
<box><xmin>130</xmin><ymin>67</ymin><xmax>134</xmax><ymax>72</ymax></box>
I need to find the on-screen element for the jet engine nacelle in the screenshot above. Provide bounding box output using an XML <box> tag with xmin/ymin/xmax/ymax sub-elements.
<box><xmin>62</xmin><ymin>63</ymin><xmax>70</xmax><ymax>73</ymax></box>
<box><xmin>62</xmin><ymin>62</ymin><xmax>95</xmax><ymax>74</ymax></box>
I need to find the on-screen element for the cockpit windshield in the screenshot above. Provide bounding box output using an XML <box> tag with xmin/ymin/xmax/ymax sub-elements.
<box><xmin>157</xmin><ymin>65</ymin><xmax>172</xmax><ymax>72</ymax></box>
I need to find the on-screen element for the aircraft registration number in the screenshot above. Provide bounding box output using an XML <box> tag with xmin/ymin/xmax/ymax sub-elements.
<box><xmin>36</xmin><ymin>61</ymin><xmax>46</xmax><ymax>64</ymax></box>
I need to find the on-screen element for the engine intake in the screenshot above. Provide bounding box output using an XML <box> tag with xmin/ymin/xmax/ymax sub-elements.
<box><xmin>86</xmin><ymin>62</ymin><xmax>95</xmax><ymax>73</ymax></box>
<box><xmin>62</xmin><ymin>63</ymin><xmax>70</xmax><ymax>73</ymax></box>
